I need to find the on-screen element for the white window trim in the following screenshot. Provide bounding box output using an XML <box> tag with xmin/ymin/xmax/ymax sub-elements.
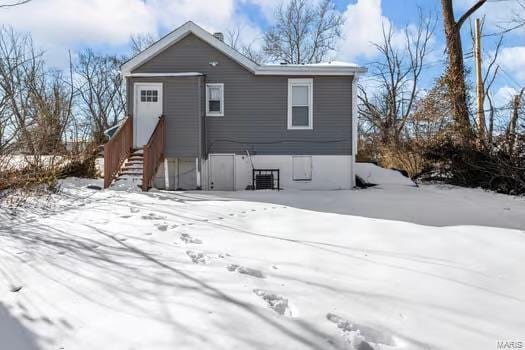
<box><xmin>287</xmin><ymin>78</ymin><xmax>313</xmax><ymax>130</ymax></box>
<box><xmin>206</xmin><ymin>83</ymin><xmax>224</xmax><ymax>117</ymax></box>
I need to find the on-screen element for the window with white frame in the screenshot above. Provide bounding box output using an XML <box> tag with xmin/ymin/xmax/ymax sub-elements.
<box><xmin>206</xmin><ymin>83</ymin><xmax>224</xmax><ymax>116</ymax></box>
<box><xmin>288</xmin><ymin>79</ymin><xmax>313</xmax><ymax>129</ymax></box>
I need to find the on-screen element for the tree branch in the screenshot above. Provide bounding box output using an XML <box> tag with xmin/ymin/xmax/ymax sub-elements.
<box><xmin>457</xmin><ymin>0</ymin><xmax>487</xmax><ymax>29</ymax></box>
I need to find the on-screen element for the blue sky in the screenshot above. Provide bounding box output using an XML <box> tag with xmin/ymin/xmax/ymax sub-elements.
<box><xmin>0</xmin><ymin>0</ymin><xmax>522</xmax><ymax>106</ymax></box>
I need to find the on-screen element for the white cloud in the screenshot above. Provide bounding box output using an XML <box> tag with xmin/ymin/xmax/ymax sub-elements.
<box><xmin>496</xmin><ymin>46</ymin><xmax>525</xmax><ymax>81</ymax></box>
<box><xmin>493</xmin><ymin>85</ymin><xmax>517</xmax><ymax>107</ymax></box>
<box><xmin>337</xmin><ymin>0</ymin><xmax>394</xmax><ymax>62</ymax></box>
<box><xmin>454</xmin><ymin>0</ymin><xmax>524</xmax><ymax>35</ymax></box>
<box><xmin>0</xmin><ymin>0</ymin><xmax>261</xmax><ymax>68</ymax></box>
<box><xmin>0</xmin><ymin>0</ymin><xmax>155</xmax><ymax>47</ymax></box>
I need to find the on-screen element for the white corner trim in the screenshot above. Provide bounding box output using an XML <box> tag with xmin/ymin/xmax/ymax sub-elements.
<box><xmin>120</xmin><ymin>21</ymin><xmax>367</xmax><ymax>77</ymax></box>
<box><xmin>205</xmin><ymin>83</ymin><xmax>224</xmax><ymax>117</ymax></box>
<box><xmin>287</xmin><ymin>78</ymin><xmax>313</xmax><ymax>130</ymax></box>
<box><xmin>350</xmin><ymin>75</ymin><xmax>359</xmax><ymax>188</ymax></box>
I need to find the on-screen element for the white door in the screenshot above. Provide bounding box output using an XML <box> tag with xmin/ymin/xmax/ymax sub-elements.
<box><xmin>134</xmin><ymin>83</ymin><xmax>163</xmax><ymax>147</ymax></box>
<box><xmin>209</xmin><ymin>154</ymin><xmax>234</xmax><ymax>190</ymax></box>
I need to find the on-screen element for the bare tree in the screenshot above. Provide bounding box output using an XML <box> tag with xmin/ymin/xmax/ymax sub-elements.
<box><xmin>498</xmin><ymin>0</ymin><xmax>525</xmax><ymax>34</ymax></box>
<box><xmin>507</xmin><ymin>87</ymin><xmax>525</xmax><ymax>154</ymax></box>
<box><xmin>481</xmin><ymin>32</ymin><xmax>502</xmax><ymax>146</ymax></box>
<box><xmin>440</xmin><ymin>0</ymin><xmax>487</xmax><ymax>140</ymax></box>
<box><xmin>226</xmin><ymin>24</ymin><xmax>266</xmax><ymax>64</ymax></box>
<box><xmin>0</xmin><ymin>26</ymin><xmax>44</xmax><ymax>156</ymax></box>
<box><xmin>74</xmin><ymin>49</ymin><xmax>125</xmax><ymax>144</ymax></box>
<box><xmin>262</xmin><ymin>0</ymin><xmax>343</xmax><ymax>64</ymax></box>
<box><xmin>358</xmin><ymin>10</ymin><xmax>436</xmax><ymax>145</ymax></box>
<box><xmin>130</xmin><ymin>33</ymin><xmax>156</xmax><ymax>56</ymax></box>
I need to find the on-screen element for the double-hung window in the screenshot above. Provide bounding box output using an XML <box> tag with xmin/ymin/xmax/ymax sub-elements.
<box><xmin>206</xmin><ymin>83</ymin><xmax>224</xmax><ymax>116</ymax></box>
<box><xmin>287</xmin><ymin>79</ymin><xmax>313</xmax><ymax>129</ymax></box>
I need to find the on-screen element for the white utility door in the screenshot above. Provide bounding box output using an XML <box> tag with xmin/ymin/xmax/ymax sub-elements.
<box><xmin>209</xmin><ymin>154</ymin><xmax>234</xmax><ymax>190</ymax></box>
<box><xmin>134</xmin><ymin>83</ymin><xmax>163</xmax><ymax>147</ymax></box>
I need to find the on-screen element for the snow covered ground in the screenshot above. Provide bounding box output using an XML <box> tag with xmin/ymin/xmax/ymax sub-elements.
<box><xmin>1</xmin><ymin>167</ymin><xmax>524</xmax><ymax>350</ymax></box>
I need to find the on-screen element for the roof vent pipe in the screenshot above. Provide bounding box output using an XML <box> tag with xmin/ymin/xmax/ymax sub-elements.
<box><xmin>213</xmin><ymin>32</ymin><xmax>224</xmax><ymax>42</ymax></box>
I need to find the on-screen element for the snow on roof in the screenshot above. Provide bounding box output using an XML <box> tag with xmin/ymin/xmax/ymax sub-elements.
<box><xmin>265</xmin><ymin>61</ymin><xmax>359</xmax><ymax>67</ymax></box>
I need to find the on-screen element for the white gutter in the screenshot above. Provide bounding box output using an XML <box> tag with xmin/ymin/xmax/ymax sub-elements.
<box><xmin>124</xmin><ymin>72</ymin><xmax>204</xmax><ymax>77</ymax></box>
<box><xmin>255</xmin><ymin>65</ymin><xmax>367</xmax><ymax>76</ymax></box>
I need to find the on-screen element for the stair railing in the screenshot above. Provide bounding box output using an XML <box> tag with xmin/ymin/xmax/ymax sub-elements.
<box><xmin>104</xmin><ymin>116</ymin><xmax>133</xmax><ymax>188</ymax></box>
<box><xmin>142</xmin><ymin>115</ymin><xmax>166</xmax><ymax>191</ymax></box>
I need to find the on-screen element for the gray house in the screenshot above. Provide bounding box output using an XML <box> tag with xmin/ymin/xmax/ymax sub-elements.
<box><xmin>110</xmin><ymin>21</ymin><xmax>366</xmax><ymax>191</ymax></box>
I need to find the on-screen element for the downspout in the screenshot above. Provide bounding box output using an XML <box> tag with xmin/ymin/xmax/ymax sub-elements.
<box><xmin>199</xmin><ymin>75</ymin><xmax>206</xmax><ymax>190</ymax></box>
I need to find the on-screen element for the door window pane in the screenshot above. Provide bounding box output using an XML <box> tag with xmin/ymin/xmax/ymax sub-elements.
<box><xmin>140</xmin><ymin>89</ymin><xmax>158</xmax><ymax>102</ymax></box>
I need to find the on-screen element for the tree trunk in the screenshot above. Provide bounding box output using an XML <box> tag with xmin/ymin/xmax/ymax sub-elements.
<box><xmin>441</xmin><ymin>0</ymin><xmax>472</xmax><ymax>140</ymax></box>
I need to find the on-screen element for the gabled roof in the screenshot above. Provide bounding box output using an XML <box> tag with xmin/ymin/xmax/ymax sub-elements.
<box><xmin>121</xmin><ymin>21</ymin><xmax>367</xmax><ymax>77</ymax></box>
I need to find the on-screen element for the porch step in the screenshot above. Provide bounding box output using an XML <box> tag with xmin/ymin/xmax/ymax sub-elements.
<box><xmin>122</xmin><ymin>164</ymin><xmax>143</xmax><ymax>171</ymax></box>
<box><xmin>120</xmin><ymin>169</ymin><xmax>143</xmax><ymax>176</ymax></box>
<box><xmin>110</xmin><ymin>147</ymin><xmax>145</xmax><ymax>189</ymax></box>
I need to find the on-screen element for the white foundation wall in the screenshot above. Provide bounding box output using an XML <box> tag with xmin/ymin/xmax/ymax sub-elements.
<box><xmin>202</xmin><ymin>155</ymin><xmax>353</xmax><ymax>191</ymax></box>
<box><xmin>153</xmin><ymin>157</ymin><xmax>199</xmax><ymax>190</ymax></box>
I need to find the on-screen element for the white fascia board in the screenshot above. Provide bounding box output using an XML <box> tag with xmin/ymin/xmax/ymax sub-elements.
<box><xmin>124</xmin><ymin>72</ymin><xmax>204</xmax><ymax>77</ymax></box>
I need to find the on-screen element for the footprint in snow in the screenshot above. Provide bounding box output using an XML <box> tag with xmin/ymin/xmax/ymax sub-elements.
<box><xmin>40</xmin><ymin>316</ymin><xmax>53</xmax><ymax>325</ymax></box>
<box><xmin>180</xmin><ymin>233</ymin><xmax>202</xmax><ymax>244</ymax></box>
<box><xmin>326</xmin><ymin>313</ymin><xmax>395</xmax><ymax>350</ymax></box>
<box><xmin>10</xmin><ymin>285</ymin><xmax>22</xmax><ymax>293</ymax></box>
<box><xmin>144</xmin><ymin>232</ymin><xmax>152</xmax><ymax>236</ymax></box>
<box><xmin>227</xmin><ymin>264</ymin><xmax>265</xmax><ymax>278</ymax></box>
<box><xmin>253</xmin><ymin>289</ymin><xmax>291</xmax><ymax>316</ymax></box>
<box><xmin>120</xmin><ymin>215</ymin><xmax>131</xmax><ymax>219</ymax></box>
<box><xmin>130</xmin><ymin>207</ymin><xmax>140</xmax><ymax>213</ymax></box>
<box><xmin>156</xmin><ymin>224</ymin><xmax>168</xmax><ymax>231</ymax></box>
<box><xmin>186</xmin><ymin>251</ymin><xmax>209</xmax><ymax>264</ymax></box>
<box><xmin>141</xmin><ymin>213</ymin><xmax>166</xmax><ymax>220</ymax></box>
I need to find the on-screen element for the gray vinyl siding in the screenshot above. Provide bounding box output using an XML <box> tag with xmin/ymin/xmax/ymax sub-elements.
<box><xmin>127</xmin><ymin>76</ymin><xmax>203</xmax><ymax>157</ymax></box>
<box><xmin>132</xmin><ymin>33</ymin><xmax>353</xmax><ymax>156</ymax></box>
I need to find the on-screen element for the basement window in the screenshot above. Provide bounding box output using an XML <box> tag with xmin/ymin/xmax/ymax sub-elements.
<box><xmin>288</xmin><ymin>79</ymin><xmax>313</xmax><ymax>129</ymax></box>
<box><xmin>206</xmin><ymin>83</ymin><xmax>224</xmax><ymax>116</ymax></box>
